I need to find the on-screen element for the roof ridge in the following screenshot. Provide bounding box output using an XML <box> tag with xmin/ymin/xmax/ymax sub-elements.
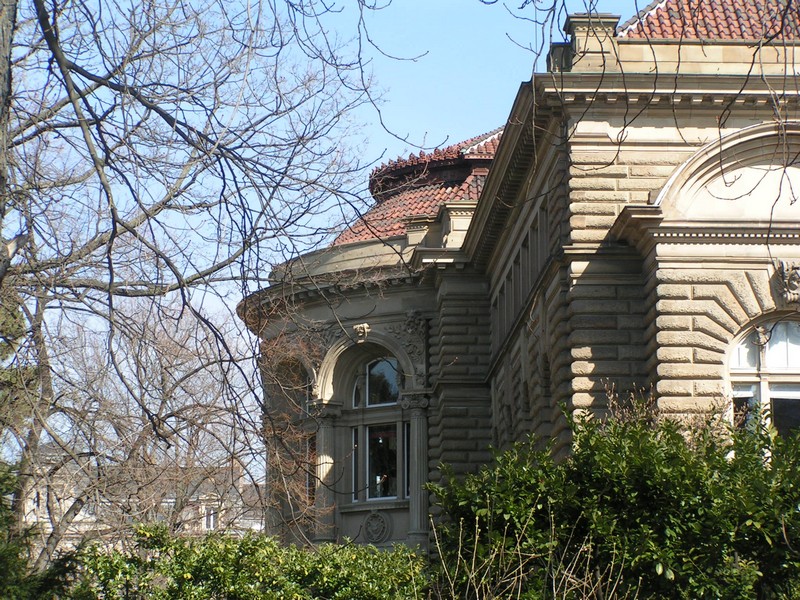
<box><xmin>462</xmin><ymin>127</ymin><xmax>504</xmax><ymax>155</ymax></box>
<box><xmin>372</xmin><ymin>127</ymin><xmax>503</xmax><ymax>176</ymax></box>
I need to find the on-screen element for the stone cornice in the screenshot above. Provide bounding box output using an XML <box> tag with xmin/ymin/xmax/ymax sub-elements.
<box><xmin>237</xmin><ymin>270</ymin><xmax>422</xmax><ymax>331</ymax></box>
<box><xmin>536</xmin><ymin>72</ymin><xmax>800</xmax><ymax>108</ymax></box>
<box><xmin>612</xmin><ymin>205</ymin><xmax>800</xmax><ymax>255</ymax></box>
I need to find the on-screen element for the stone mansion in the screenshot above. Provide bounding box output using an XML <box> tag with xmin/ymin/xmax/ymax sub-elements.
<box><xmin>238</xmin><ymin>0</ymin><xmax>800</xmax><ymax>548</ymax></box>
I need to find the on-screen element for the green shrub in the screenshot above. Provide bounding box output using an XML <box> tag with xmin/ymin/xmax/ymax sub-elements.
<box><xmin>431</xmin><ymin>405</ymin><xmax>800</xmax><ymax>599</ymax></box>
<box><xmin>69</xmin><ymin>525</ymin><xmax>428</xmax><ymax>599</ymax></box>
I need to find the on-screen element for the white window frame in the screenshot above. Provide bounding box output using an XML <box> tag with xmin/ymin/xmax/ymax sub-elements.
<box><xmin>350</xmin><ymin>421</ymin><xmax>410</xmax><ymax>502</ymax></box>
<box><xmin>730</xmin><ymin>320</ymin><xmax>800</xmax><ymax>436</ymax></box>
<box><xmin>352</xmin><ymin>357</ymin><xmax>401</xmax><ymax>408</ymax></box>
<box><xmin>204</xmin><ymin>506</ymin><xmax>218</xmax><ymax>530</ymax></box>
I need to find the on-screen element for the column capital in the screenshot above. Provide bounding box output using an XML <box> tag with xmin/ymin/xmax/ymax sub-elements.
<box><xmin>308</xmin><ymin>399</ymin><xmax>342</xmax><ymax>420</ymax></box>
<box><xmin>400</xmin><ymin>394</ymin><xmax>429</xmax><ymax>411</ymax></box>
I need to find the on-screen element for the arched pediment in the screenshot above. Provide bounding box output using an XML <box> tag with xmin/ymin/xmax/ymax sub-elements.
<box><xmin>655</xmin><ymin>122</ymin><xmax>800</xmax><ymax>223</ymax></box>
<box><xmin>316</xmin><ymin>331</ymin><xmax>416</xmax><ymax>403</ymax></box>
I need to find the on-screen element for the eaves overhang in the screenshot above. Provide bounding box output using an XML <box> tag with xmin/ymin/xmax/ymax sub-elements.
<box><xmin>236</xmin><ymin>267</ymin><xmax>421</xmax><ymax>334</ymax></box>
<box><xmin>462</xmin><ymin>81</ymin><xmax>540</xmax><ymax>272</ymax></box>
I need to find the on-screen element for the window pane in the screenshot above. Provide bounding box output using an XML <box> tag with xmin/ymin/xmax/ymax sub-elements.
<box><xmin>367</xmin><ymin>425</ymin><xmax>397</xmax><ymax>499</ymax></box>
<box><xmin>786</xmin><ymin>322</ymin><xmax>800</xmax><ymax>369</ymax></box>
<box><xmin>766</xmin><ymin>323</ymin><xmax>789</xmax><ymax>369</ymax></box>
<box><xmin>367</xmin><ymin>358</ymin><xmax>401</xmax><ymax>406</ymax></box>
<box><xmin>205</xmin><ymin>508</ymin><xmax>217</xmax><ymax>530</ymax></box>
<box><xmin>404</xmin><ymin>422</ymin><xmax>411</xmax><ymax>498</ymax></box>
<box><xmin>763</xmin><ymin>321</ymin><xmax>800</xmax><ymax>369</ymax></box>
<box><xmin>731</xmin><ymin>332</ymin><xmax>758</xmax><ymax>370</ymax></box>
<box><xmin>772</xmin><ymin>395</ymin><xmax>800</xmax><ymax>437</ymax></box>
<box><xmin>352</xmin><ymin>429</ymin><xmax>359</xmax><ymax>501</ymax></box>
<box><xmin>352</xmin><ymin>378</ymin><xmax>362</xmax><ymax>408</ymax></box>
<box><xmin>732</xmin><ymin>383</ymin><xmax>760</xmax><ymax>429</ymax></box>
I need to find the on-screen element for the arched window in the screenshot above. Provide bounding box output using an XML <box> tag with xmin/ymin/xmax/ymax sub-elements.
<box><xmin>337</xmin><ymin>351</ymin><xmax>408</xmax><ymax>502</ymax></box>
<box><xmin>352</xmin><ymin>357</ymin><xmax>401</xmax><ymax>407</ymax></box>
<box><xmin>730</xmin><ymin>320</ymin><xmax>800</xmax><ymax>436</ymax></box>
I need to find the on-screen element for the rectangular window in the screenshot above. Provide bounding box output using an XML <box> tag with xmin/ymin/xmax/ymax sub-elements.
<box><xmin>367</xmin><ymin>425</ymin><xmax>397</xmax><ymax>499</ymax></box>
<box><xmin>404</xmin><ymin>422</ymin><xmax>411</xmax><ymax>498</ymax></box>
<box><xmin>538</xmin><ymin>206</ymin><xmax>548</xmax><ymax>268</ymax></box>
<box><xmin>770</xmin><ymin>384</ymin><xmax>800</xmax><ymax>437</ymax></box>
<box><xmin>352</xmin><ymin>428</ymin><xmax>360</xmax><ymax>501</ymax></box>
<box><xmin>732</xmin><ymin>383</ymin><xmax>759</xmax><ymax>429</ymax></box>
<box><xmin>205</xmin><ymin>507</ymin><xmax>217</xmax><ymax>530</ymax></box>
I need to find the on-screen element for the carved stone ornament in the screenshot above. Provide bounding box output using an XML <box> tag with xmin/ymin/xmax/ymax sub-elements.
<box><xmin>363</xmin><ymin>511</ymin><xmax>392</xmax><ymax>543</ymax></box>
<box><xmin>308</xmin><ymin>399</ymin><xmax>341</xmax><ymax>420</ymax></box>
<box><xmin>319</xmin><ymin>323</ymin><xmax>344</xmax><ymax>350</ymax></box>
<box><xmin>386</xmin><ymin>311</ymin><xmax>428</xmax><ymax>387</ymax></box>
<box><xmin>777</xmin><ymin>260</ymin><xmax>800</xmax><ymax>305</ymax></box>
<box><xmin>755</xmin><ymin>325</ymin><xmax>770</xmax><ymax>348</ymax></box>
<box><xmin>400</xmin><ymin>394</ymin><xmax>430</xmax><ymax>411</ymax></box>
<box><xmin>353</xmin><ymin>323</ymin><xmax>371</xmax><ymax>343</ymax></box>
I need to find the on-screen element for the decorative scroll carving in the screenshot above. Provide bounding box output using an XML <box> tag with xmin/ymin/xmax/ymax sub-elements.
<box><xmin>400</xmin><ymin>394</ymin><xmax>430</xmax><ymax>411</ymax></box>
<box><xmin>755</xmin><ymin>325</ymin><xmax>769</xmax><ymax>347</ymax></box>
<box><xmin>353</xmin><ymin>323</ymin><xmax>371</xmax><ymax>343</ymax></box>
<box><xmin>363</xmin><ymin>511</ymin><xmax>391</xmax><ymax>543</ymax></box>
<box><xmin>319</xmin><ymin>324</ymin><xmax>344</xmax><ymax>351</ymax></box>
<box><xmin>307</xmin><ymin>399</ymin><xmax>341</xmax><ymax>420</ymax></box>
<box><xmin>386</xmin><ymin>311</ymin><xmax>428</xmax><ymax>387</ymax></box>
<box><xmin>777</xmin><ymin>260</ymin><xmax>800</xmax><ymax>305</ymax></box>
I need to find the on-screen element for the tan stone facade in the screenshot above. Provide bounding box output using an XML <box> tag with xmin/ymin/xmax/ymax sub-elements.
<box><xmin>238</xmin><ymin>8</ymin><xmax>800</xmax><ymax>548</ymax></box>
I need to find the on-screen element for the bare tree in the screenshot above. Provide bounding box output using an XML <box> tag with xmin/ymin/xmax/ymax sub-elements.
<box><xmin>0</xmin><ymin>0</ymin><xmax>394</xmax><ymax>569</ymax></box>
<box><xmin>16</xmin><ymin>301</ymin><xmax>266</xmax><ymax>568</ymax></box>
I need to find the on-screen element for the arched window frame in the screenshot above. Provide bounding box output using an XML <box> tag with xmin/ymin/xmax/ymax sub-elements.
<box><xmin>337</xmin><ymin>350</ymin><xmax>409</xmax><ymax>504</ymax></box>
<box><xmin>352</xmin><ymin>357</ymin><xmax>402</xmax><ymax>408</ymax></box>
<box><xmin>729</xmin><ymin>319</ymin><xmax>800</xmax><ymax>436</ymax></box>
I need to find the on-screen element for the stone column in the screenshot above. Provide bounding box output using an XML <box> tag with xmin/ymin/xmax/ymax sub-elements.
<box><xmin>401</xmin><ymin>394</ymin><xmax>429</xmax><ymax>549</ymax></box>
<box><xmin>311</xmin><ymin>400</ymin><xmax>340</xmax><ymax>542</ymax></box>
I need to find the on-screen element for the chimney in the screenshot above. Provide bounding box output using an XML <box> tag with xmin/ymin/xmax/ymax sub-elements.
<box><xmin>558</xmin><ymin>13</ymin><xmax>621</xmax><ymax>73</ymax></box>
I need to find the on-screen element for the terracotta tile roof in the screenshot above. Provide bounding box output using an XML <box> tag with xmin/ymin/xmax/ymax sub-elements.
<box><xmin>617</xmin><ymin>0</ymin><xmax>800</xmax><ymax>40</ymax></box>
<box><xmin>370</xmin><ymin>128</ymin><xmax>502</xmax><ymax>178</ymax></box>
<box><xmin>333</xmin><ymin>129</ymin><xmax>501</xmax><ymax>246</ymax></box>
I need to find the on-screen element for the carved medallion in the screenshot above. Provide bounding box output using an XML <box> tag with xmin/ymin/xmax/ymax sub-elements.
<box><xmin>363</xmin><ymin>511</ymin><xmax>391</xmax><ymax>543</ymax></box>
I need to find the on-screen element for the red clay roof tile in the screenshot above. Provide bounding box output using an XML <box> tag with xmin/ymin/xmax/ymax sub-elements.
<box><xmin>334</xmin><ymin>129</ymin><xmax>500</xmax><ymax>246</ymax></box>
<box><xmin>618</xmin><ymin>0</ymin><xmax>800</xmax><ymax>40</ymax></box>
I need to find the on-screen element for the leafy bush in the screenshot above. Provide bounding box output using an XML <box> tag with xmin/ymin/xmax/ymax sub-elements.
<box><xmin>69</xmin><ymin>526</ymin><xmax>428</xmax><ymax>599</ymax></box>
<box><xmin>431</xmin><ymin>404</ymin><xmax>800</xmax><ymax>599</ymax></box>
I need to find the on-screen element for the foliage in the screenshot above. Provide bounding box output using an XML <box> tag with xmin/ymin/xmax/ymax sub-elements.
<box><xmin>68</xmin><ymin>525</ymin><xmax>428</xmax><ymax>600</ymax></box>
<box><xmin>431</xmin><ymin>403</ymin><xmax>800</xmax><ymax>599</ymax></box>
<box><xmin>0</xmin><ymin>465</ymin><xmax>77</xmax><ymax>599</ymax></box>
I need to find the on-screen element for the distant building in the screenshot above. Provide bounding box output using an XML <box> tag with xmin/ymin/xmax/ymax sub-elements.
<box><xmin>23</xmin><ymin>455</ymin><xmax>265</xmax><ymax>557</ymax></box>
<box><xmin>238</xmin><ymin>0</ymin><xmax>800</xmax><ymax>549</ymax></box>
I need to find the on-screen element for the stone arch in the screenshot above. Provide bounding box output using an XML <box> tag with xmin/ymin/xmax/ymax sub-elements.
<box><xmin>654</xmin><ymin>121</ymin><xmax>800</xmax><ymax>222</ymax></box>
<box><xmin>316</xmin><ymin>330</ymin><xmax>416</xmax><ymax>403</ymax></box>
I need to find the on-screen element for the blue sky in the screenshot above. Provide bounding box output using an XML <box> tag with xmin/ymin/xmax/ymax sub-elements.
<box><xmin>357</xmin><ymin>0</ymin><xmax>634</xmax><ymax>166</ymax></box>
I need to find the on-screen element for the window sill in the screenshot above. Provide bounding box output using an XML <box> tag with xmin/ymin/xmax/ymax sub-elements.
<box><xmin>339</xmin><ymin>499</ymin><xmax>409</xmax><ymax>513</ymax></box>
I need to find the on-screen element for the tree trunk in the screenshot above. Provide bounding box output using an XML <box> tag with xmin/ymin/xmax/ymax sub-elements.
<box><xmin>0</xmin><ymin>0</ymin><xmax>15</xmax><ymax>286</ymax></box>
